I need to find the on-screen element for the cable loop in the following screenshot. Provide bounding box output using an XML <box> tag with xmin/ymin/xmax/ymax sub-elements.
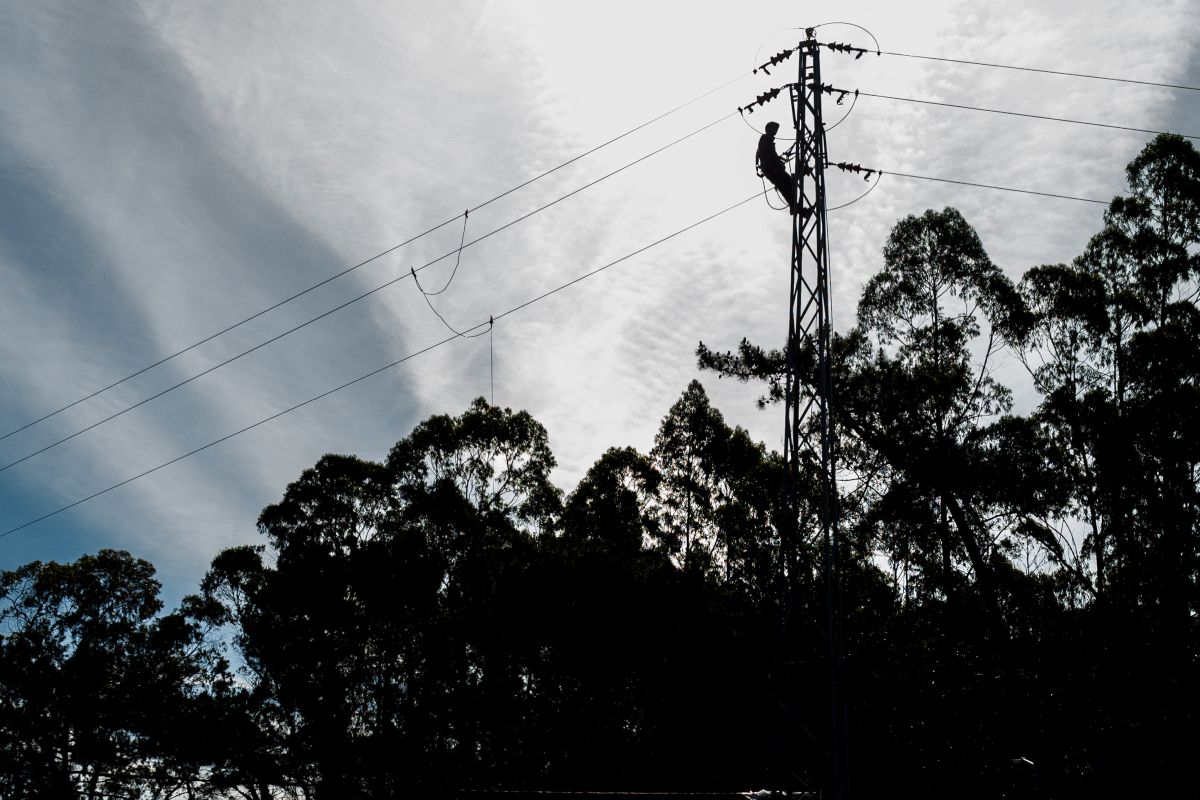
<box><xmin>421</xmin><ymin>211</ymin><xmax>472</xmax><ymax>296</ymax></box>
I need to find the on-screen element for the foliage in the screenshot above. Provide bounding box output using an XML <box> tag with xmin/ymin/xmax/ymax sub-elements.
<box><xmin>0</xmin><ymin>550</ymin><xmax>228</xmax><ymax>799</ymax></box>
<box><xmin>2</xmin><ymin>137</ymin><xmax>1197</xmax><ymax>799</ymax></box>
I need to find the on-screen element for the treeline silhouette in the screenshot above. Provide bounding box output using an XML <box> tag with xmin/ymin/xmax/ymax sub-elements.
<box><xmin>2</xmin><ymin>135</ymin><xmax>1197</xmax><ymax>800</ymax></box>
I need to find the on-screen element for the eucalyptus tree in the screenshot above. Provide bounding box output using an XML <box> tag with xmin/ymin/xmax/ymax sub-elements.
<box><xmin>645</xmin><ymin>381</ymin><xmax>782</xmax><ymax>602</ymax></box>
<box><xmin>562</xmin><ymin>445</ymin><xmax>661</xmax><ymax>554</ymax></box>
<box><xmin>200</xmin><ymin>399</ymin><xmax>564</xmax><ymax>798</ymax></box>
<box><xmin>1017</xmin><ymin>134</ymin><xmax>1200</xmax><ymax>608</ymax></box>
<box><xmin>700</xmin><ymin>208</ymin><xmax>1034</xmax><ymax>601</ymax></box>
<box><xmin>0</xmin><ymin>550</ymin><xmax>227</xmax><ymax>799</ymax></box>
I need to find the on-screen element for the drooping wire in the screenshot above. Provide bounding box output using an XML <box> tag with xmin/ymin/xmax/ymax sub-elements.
<box><xmin>0</xmin><ymin>71</ymin><xmax>753</xmax><ymax>445</ymax></box>
<box><xmin>411</xmin><ymin>268</ymin><xmax>492</xmax><ymax>340</ymax></box>
<box><xmin>411</xmin><ymin>263</ymin><xmax>491</xmax><ymax>341</ymax></box>
<box><xmin>420</xmin><ymin>211</ymin><xmax>470</xmax><ymax>296</ymax></box>
<box><xmin>0</xmin><ymin>111</ymin><xmax>738</xmax><ymax>475</ymax></box>
<box><xmin>1</xmin><ymin>159</ymin><xmax>1120</xmax><ymax>536</ymax></box>
<box><xmin>0</xmin><ymin>188</ymin><xmax>772</xmax><ymax>540</ymax></box>
<box><xmin>827</xmin><ymin>172</ymin><xmax>883</xmax><ymax>211</ymax></box>
<box><xmin>742</xmin><ymin>21</ymin><xmax>879</xmax><ymax>136</ymax></box>
<box><xmin>761</xmin><ymin>173</ymin><xmax>789</xmax><ymax>211</ymax></box>
<box><xmin>823</xmin><ymin>88</ymin><xmax>859</xmax><ymax>132</ymax></box>
<box><xmin>808</xmin><ymin>21</ymin><xmax>882</xmax><ymax>54</ymax></box>
<box><xmin>411</xmin><ymin>209</ymin><xmax>487</xmax><ymax>339</ymax></box>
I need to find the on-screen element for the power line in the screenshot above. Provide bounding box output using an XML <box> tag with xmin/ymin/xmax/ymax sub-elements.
<box><xmin>1</xmin><ymin>146</ymin><xmax>1108</xmax><ymax>477</ymax></box>
<box><xmin>0</xmin><ymin>72</ymin><xmax>750</xmax><ymax>446</ymax></box>
<box><xmin>849</xmin><ymin>88</ymin><xmax>1199</xmax><ymax>141</ymax></box>
<box><xmin>877</xmin><ymin>49</ymin><xmax>1200</xmax><ymax>93</ymax></box>
<box><xmin>0</xmin><ymin>161</ymin><xmax>1120</xmax><ymax>536</ymax></box>
<box><xmin>0</xmin><ymin>112</ymin><xmax>737</xmax><ymax>475</ymax></box>
<box><xmin>0</xmin><ymin>189</ymin><xmax>769</xmax><ymax>540</ymax></box>
<box><xmin>883</xmin><ymin>169</ymin><xmax>1109</xmax><ymax>205</ymax></box>
<box><xmin>827</xmin><ymin>158</ymin><xmax>1109</xmax><ymax>205</ymax></box>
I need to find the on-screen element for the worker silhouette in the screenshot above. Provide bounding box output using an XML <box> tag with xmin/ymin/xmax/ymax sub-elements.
<box><xmin>756</xmin><ymin>121</ymin><xmax>801</xmax><ymax>216</ymax></box>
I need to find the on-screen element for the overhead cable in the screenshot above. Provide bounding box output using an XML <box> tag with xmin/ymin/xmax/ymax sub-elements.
<box><xmin>830</xmin><ymin>159</ymin><xmax>1107</xmax><ymax>204</ymax></box>
<box><xmin>884</xmin><ymin>170</ymin><xmax>1109</xmax><ymax>205</ymax></box>
<box><xmin>0</xmin><ymin>112</ymin><xmax>737</xmax><ymax>475</ymax></box>
<box><xmin>0</xmin><ymin>189</ymin><xmax>770</xmax><ymax>540</ymax></box>
<box><xmin>1</xmin><ymin>160</ymin><xmax>1119</xmax><ymax>537</ymax></box>
<box><xmin>0</xmin><ymin>72</ymin><xmax>751</xmax><ymax>445</ymax></box>
<box><xmin>877</xmin><ymin>49</ymin><xmax>1200</xmax><ymax>93</ymax></box>
<box><xmin>846</xmin><ymin>87</ymin><xmax>1199</xmax><ymax>141</ymax></box>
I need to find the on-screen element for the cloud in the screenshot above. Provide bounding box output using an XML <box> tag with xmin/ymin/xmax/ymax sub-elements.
<box><xmin>0</xmin><ymin>0</ymin><xmax>1196</xmax><ymax>607</ymax></box>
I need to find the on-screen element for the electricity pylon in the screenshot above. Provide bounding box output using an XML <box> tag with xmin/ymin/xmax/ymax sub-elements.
<box><xmin>781</xmin><ymin>32</ymin><xmax>847</xmax><ymax>800</ymax></box>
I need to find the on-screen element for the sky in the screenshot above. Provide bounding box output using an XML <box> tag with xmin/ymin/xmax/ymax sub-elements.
<box><xmin>2</xmin><ymin>0</ymin><xmax>1198</xmax><ymax>607</ymax></box>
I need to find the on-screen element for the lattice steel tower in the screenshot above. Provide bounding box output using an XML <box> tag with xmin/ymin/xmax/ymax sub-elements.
<box><xmin>782</xmin><ymin>32</ymin><xmax>847</xmax><ymax>800</ymax></box>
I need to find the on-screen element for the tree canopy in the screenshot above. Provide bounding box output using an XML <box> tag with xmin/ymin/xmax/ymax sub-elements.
<box><xmin>3</xmin><ymin>135</ymin><xmax>1196</xmax><ymax>799</ymax></box>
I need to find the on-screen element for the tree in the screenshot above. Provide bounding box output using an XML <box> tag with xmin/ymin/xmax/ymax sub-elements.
<box><xmin>696</xmin><ymin>208</ymin><xmax>1073</xmax><ymax>794</ymax></box>
<box><xmin>1017</xmin><ymin>135</ymin><xmax>1200</xmax><ymax>606</ymax></box>
<box><xmin>646</xmin><ymin>381</ymin><xmax>782</xmax><ymax>600</ymax></box>
<box><xmin>1013</xmin><ymin>135</ymin><xmax>1200</xmax><ymax>794</ymax></box>
<box><xmin>387</xmin><ymin>396</ymin><xmax>562</xmax><ymax>537</ymax></box>
<box><xmin>200</xmin><ymin>400</ymin><xmax>564</xmax><ymax>798</ymax></box>
<box><xmin>701</xmin><ymin>209</ymin><xmax>1033</xmax><ymax>600</ymax></box>
<box><xmin>562</xmin><ymin>446</ymin><xmax>661</xmax><ymax>554</ymax></box>
<box><xmin>0</xmin><ymin>549</ymin><xmax>226</xmax><ymax>799</ymax></box>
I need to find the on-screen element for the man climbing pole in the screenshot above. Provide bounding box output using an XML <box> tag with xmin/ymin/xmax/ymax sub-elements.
<box><xmin>756</xmin><ymin>121</ymin><xmax>801</xmax><ymax>216</ymax></box>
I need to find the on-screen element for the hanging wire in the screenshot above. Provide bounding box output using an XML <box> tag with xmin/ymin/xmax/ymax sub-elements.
<box><xmin>761</xmin><ymin>173</ymin><xmax>790</xmax><ymax>211</ymax></box>
<box><xmin>421</xmin><ymin>211</ymin><xmax>470</xmax><ymax>296</ymax></box>
<box><xmin>823</xmin><ymin>89</ymin><xmax>859</xmax><ymax>132</ymax></box>
<box><xmin>411</xmin><ymin>208</ymin><xmax>489</xmax><ymax>339</ymax></box>
<box><xmin>0</xmin><ymin>70</ymin><xmax>752</xmax><ymax>446</ymax></box>
<box><xmin>411</xmin><ymin>268</ymin><xmax>493</xmax><ymax>339</ymax></box>
<box><xmin>0</xmin><ymin>111</ymin><xmax>739</xmax><ymax>476</ymax></box>
<box><xmin>741</xmin><ymin>21</ymin><xmax>879</xmax><ymax>136</ymax></box>
<box><xmin>0</xmin><ymin>188</ymin><xmax>772</xmax><ymax>540</ymax></box>
<box><xmin>828</xmin><ymin>172</ymin><xmax>883</xmax><ymax>211</ymax></box>
<box><xmin>808</xmin><ymin>21</ymin><xmax>882</xmax><ymax>54</ymax></box>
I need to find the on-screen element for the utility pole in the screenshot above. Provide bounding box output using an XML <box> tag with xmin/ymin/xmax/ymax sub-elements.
<box><xmin>741</xmin><ymin>28</ymin><xmax>851</xmax><ymax>798</ymax></box>
<box><xmin>781</xmin><ymin>31</ymin><xmax>846</xmax><ymax>800</ymax></box>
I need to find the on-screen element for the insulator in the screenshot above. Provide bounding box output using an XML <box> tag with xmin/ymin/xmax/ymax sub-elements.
<box><xmin>755</xmin><ymin>47</ymin><xmax>795</xmax><ymax>76</ymax></box>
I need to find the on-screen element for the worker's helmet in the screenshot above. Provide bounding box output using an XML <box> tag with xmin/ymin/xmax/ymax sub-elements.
<box><xmin>765</xmin><ymin>121</ymin><xmax>780</xmax><ymax>135</ymax></box>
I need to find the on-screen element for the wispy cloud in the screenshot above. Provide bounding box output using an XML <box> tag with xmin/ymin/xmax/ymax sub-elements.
<box><xmin>1</xmin><ymin>0</ymin><xmax>1195</xmax><ymax>605</ymax></box>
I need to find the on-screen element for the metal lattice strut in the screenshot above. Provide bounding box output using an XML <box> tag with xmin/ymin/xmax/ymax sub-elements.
<box><xmin>781</xmin><ymin>34</ymin><xmax>847</xmax><ymax>800</ymax></box>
